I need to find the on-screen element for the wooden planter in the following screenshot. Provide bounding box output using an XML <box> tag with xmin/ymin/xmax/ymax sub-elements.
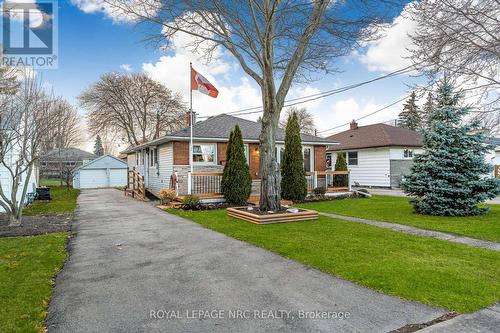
<box><xmin>227</xmin><ymin>207</ymin><xmax>318</xmax><ymax>224</ymax></box>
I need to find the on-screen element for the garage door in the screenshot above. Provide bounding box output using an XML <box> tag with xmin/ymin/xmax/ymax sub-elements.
<box><xmin>109</xmin><ymin>169</ymin><xmax>127</xmax><ymax>187</ymax></box>
<box><xmin>79</xmin><ymin>169</ymin><xmax>108</xmax><ymax>189</ymax></box>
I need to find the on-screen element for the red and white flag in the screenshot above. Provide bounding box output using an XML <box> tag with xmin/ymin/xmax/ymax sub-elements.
<box><xmin>191</xmin><ymin>67</ymin><xmax>219</xmax><ymax>98</ymax></box>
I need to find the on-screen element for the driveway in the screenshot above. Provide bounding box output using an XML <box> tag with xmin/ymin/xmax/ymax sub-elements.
<box><xmin>47</xmin><ymin>189</ymin><xmax>445</xmax><ymax>333</ymax></box>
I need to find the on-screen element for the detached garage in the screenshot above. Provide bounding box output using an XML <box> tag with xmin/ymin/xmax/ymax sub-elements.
<box><xmin>73</xmin><ymin>155</ymin><xmax>128</xmax><ymax>189</ymax></box>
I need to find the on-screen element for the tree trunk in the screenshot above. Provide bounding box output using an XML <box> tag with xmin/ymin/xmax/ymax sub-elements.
<box><xmin>8</xmin><ymin>208</ymin><xmax>21</xmax><ymax>227</ymax></box>
<box><xmin>259</xmin><ymin>86</ymin><xmax>282</xmax><ymax>211</ymax></box>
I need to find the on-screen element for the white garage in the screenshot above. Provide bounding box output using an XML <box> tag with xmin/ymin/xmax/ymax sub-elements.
<box><xmin>73</xmin><ymin>155</ymin><xmax>128</xmax><ymax>189</ymax></box>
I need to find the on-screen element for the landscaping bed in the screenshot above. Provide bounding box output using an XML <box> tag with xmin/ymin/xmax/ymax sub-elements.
<box><xmin>297</xmin><ymin>195</ymin><xmax>500</xmax><ymax>242</ymax></box>
<box><xmin>167</xmin><ymin>208</ymin><xmax>500</xmax><ymax>313</ymax></box>
<box><xmin>0</xmin><ymin>214</ymin><xmax>72</xmax><ymax>237</ymax></box>
<box><xmin>227</xmin><ymin>206</ymin><xmax>318</xmax><ymax>224</ymax></box>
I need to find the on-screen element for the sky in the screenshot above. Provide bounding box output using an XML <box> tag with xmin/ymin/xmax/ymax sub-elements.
<box><xmin>8</xmin><ymin>0</ymin><xmax>426</xmax><ymax>150</ymax></box>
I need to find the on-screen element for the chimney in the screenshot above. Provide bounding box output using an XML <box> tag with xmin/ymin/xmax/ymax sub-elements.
<box><xmin>350</xmin><ymin>120</ymin><xmax>358</xmax><ymax>130</ymax></box>
<box><xmin>185</xmin><ymin>111</ymin><xmax>196</xmax><ymax>127</ymax></box>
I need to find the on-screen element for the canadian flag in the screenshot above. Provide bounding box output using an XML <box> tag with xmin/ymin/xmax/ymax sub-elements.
<box><xmin>191</xmin><ymin>67</ymin><xmax>219</xmax><ymax>98</ymax></box>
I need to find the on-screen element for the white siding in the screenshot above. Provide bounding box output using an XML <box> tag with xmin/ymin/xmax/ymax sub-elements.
<box><xmin>146</xmin><ymin>143</ymin><xmax>174</xmax><ymax>195</ymax></box>
<box><xmin>332</xmin><ymin>148</ymin><xmax>391</xmax><ymax>187</ymax></box>
<box><xmin>0</xmin><ymin>153</ymin><xmax>38</xmax><ymax>213</ymax></box>
<box><xmin>389</xmin><ymin>148</ymin><xmax>424</xmax><ymax>159</ymax></box>
<box><xmin>79</xmin><ymin>169</ymin><xmax>107</xmax><ymax>188</ymax></box>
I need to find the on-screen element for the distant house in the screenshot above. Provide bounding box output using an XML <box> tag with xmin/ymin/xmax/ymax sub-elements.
<box><xmin>122</xmin><ymin>114</ymin><xmax>337</xmax><ymax>197</ymax></box>
<box><xmin>326</xmin><ymin>121</ymin><xmax>423</xmax><ymax>188</ymax></box>
<box><xmin>485</xmin><ymin>137</ymin><xmax>500</xmax><ymax>178</ymax></box>
<box><xmin>40</xmin><ymin>148</ymin><xmax>96</xmax><ymax>179</ymax></box>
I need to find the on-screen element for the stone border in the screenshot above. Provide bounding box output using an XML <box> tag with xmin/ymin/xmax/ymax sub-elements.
<box><xmin>227</xmin><ymin>207</ymin><xmax>318</xmax><ymax>224</ymax></box>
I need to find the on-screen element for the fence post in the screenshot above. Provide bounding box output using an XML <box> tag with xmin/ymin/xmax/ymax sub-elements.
<box><xmin>313</xmin><ymin>171</ymin><xmax>318</xmax><ymax>189</ymax></box>
<box><xmin>348</xmin><ymin>171</ymin><xmax>352</xmax><ymax>191</ymax></box>
<box><xmin>187</xmin><ymin>171</ymin><xmax>192</xmax><ymax>195</ymax></box>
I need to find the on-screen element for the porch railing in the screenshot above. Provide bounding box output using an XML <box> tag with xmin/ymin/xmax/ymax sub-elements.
<box><xmin>187</xmin><ymin>170</ymin><xmax>350</xmax><ymax>197</ymax></box>
<box><xmin>126</xmin><ymin>168</ymin><xmax>147</xmax><ymax>201</ymax></box>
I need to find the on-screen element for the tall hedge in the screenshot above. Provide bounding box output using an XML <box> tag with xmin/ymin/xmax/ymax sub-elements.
<box><xmin>221</xmin><ymin>125</ymin><xmax>252</xmax><ymax>205</ymax></box>
<box><xmin>281</xmin><ymin>112</ymin><xmax>307</xmax><ymax>200</ymax></box>
<box><xmin>333</xmin><ymin>153</ymin><xmax>348</xmax><ymax>187</ymax></box>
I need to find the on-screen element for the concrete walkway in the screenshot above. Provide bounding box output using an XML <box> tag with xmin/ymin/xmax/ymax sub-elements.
<box><xmin>47</xmin><ymin>189</ymin><xmax>446</xmax><ymax>333</ymax></box>
<box><xmin>361</xmin><ymin>188</ymin><xmax>500</xmax><ymax>205</ymax></box>
<box><xmin>419</xmin><ymin>303</ymin><xmax>500</xmax><ymax>333</ymax></box>
<box><xmin>319</xmin><ymin>212</ymin><xmax>500</xmax><ymax>252</ymax></box>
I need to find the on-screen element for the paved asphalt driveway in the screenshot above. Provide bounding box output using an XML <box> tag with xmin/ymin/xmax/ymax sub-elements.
<box><xmin>47</xmin><ymin>189</ymin><xmax>445</xmax><ymax>333</ymax></box>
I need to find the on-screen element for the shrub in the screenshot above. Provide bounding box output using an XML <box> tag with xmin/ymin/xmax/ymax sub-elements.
<box><xmin>333</xmin><ymin>153</ymin><xmax>348</xmax><ymax>187</ymax></box>
<box><xmin>221</xmin><ymin>125</ymin><xmax>252</xmax><ymax>205</ymax></box>
<box><xmin>281</xmin><ymin>111</ymin><xmax>307</xmax><ymax>200</ymax></box>
<box><xmin>181</xmin><ymin>195</ymin><xmax>200</xmax><ymax>210</ymax></box>
<box><xmin>158</xmin><ymin>188</ymin><xmax>176</xmax><ymax>205</ymax></box>
<box><xmin>313</xmin><ymin>187</ymin><xmax>326</xmax><ymax>196</ymax></box>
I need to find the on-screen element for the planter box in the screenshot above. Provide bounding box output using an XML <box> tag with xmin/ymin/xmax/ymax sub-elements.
<box><xmin>227</xmin><ymin>207</ymin><xmax>318</xmax><ymax>224</ymax></box>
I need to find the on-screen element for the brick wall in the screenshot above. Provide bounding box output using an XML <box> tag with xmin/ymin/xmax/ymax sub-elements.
<box><xmin>173</xmin><ymin>141</ymin><xmax>189</xmax><ymax>165</ymax></box>
<box><xmin>314</xmin><ymin>146</ymin><xmax>326</xmax><ymax>171</ymax></box>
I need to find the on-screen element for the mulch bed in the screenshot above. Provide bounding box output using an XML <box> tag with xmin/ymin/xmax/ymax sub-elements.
<box><xmin>389</xmin><ymin>312</ymin><xmax>459</xmax><ymax>333</ymax></box>
<box><xmin>0</xmin><ymin>213</ymin><xmax>73</xmax><ymax>238</ymax></box>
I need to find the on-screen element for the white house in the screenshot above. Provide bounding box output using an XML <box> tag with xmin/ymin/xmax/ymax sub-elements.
<box><xmin>485</xmin><ymin>137</ymin><xmax>500</xmax><ymax>178</ymax></box>
<box><xmin>73</xmin><ymin>155</ymin><xmax>128</xmax><ymax>189</ymax></box>
<box><xmin>326</xmin><ymin>121</ymin><xmax>423</xmax><ymax>188</ymax></box>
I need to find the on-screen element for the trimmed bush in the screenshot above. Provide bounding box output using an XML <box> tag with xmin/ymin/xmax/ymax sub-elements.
<box><xmin>221</xmin><ymin>125</ymin><xmax>252</xmax><ymax>205</ymax></box>
<box><xmin>158</xmin><ymin>188</ymin><xmax>176</xmax><ymax>205</ymax></box>
<box><xmin>281</xmin><ymin>111</ymin><xmax>307</xmax><ymax>200</ymax></box>
<box><xmin>313</xmin><ymin>187</ymin><xmax>326</xmax><ymax>196</ymax></box>
<box><xmin>333</xmin><ymin>153</ymin><xmax>348</xmax><ymax>187</ymax></box>
<box><xmin>181</xmin><ymin>195</ymin><xmax>200</xmax><ymax>210</ymax></box>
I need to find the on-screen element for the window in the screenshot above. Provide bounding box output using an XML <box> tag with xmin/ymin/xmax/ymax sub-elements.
<box><xmin>193</xmin><ymin>144</ymin><xmax>215</xmax><ymax>164</ymax></box>
<box><xmin>303</xmin><ymin>147</ymin><xmax>312</xmax><ymax>172</ymax></box>
<box><xmin>244</xmin><ymin>144</ymin><xmax>249</xmax><ymax>163</ymax></box>
<box><xmin>326</xmin><ymin>153</ymin><xmax>332</xmax><ymax>169</ymax></box>
<box><xmin>403</xmin><ymin>149</ymin><xmax>413</xmax><ymax>158</ymax></box>
<box><xmin>343</xmin><ymin>151</ymin><xmax>358</xmax><ymax>166</ymax></box>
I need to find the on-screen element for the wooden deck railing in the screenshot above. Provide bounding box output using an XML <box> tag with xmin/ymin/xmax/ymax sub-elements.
<box><xmin>189</xmin><ymin>172</ymin><xmax>223</xmax><ymax>197</ymax></box>
<box><xmin>126</xmin><ymin>168</ymin><xmax>147</xmax><ymax>201</ymax></box>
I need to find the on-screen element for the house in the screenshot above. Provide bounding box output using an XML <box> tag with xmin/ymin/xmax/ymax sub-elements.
<box><xmin>40</xmin><ymin>148</ymin><xmax>96</xmax><ymax>179</ymax></box>
<box><xmin>73</xmin><ymin>155</ymin><xmax>128</xmax><ymax>189</ymax></box>
<box><xmin>485</xmin><ymin>137</ymin><xmax>500</xmax><ymax>178</ymax></box>
<box><xmin>326</xmin><ymin>120</ymin><xmax>423</xmax><ymax>188</ymax></box>
<box><xmin>122</xmin><ymin>114</ymin><xmax>338</xmax><ymax>198</ymax></box>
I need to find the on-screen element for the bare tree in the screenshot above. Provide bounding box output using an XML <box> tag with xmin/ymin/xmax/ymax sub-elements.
<box><xmin>39</xmin><ymin>97</ymin><xmax>83</xmax><ymax>154</ymax></box>
<box><xmin>280</xmin><ymin>106</ymin><xmax>316</xmax><ymax>135</ymax></box>
<box><xmin>0</xmin><ymin>74</ymin><xmax>52</xmax><ymax>226</ymax></box>
<box><xmin>409</xmin><ymin>0</ymin><xmax>500</xmax><ymax>134</ymax></box>
<box><xmin>106</xmin><ymin>0</ymin><xmax>396</xmax><ymax>210</ymax></box>
<box><xmin>79</xmin><ymin>72</ymin><xmax>187</xmax><ymax>146</ymax></box>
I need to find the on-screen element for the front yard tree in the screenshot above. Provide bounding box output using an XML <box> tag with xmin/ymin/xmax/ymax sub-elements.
<box><xmin>108</xmin><ymin>0</ymin><xmax>397</xmax><ymax>211</ymax></box>
<box><xmin>420</xmin><ymin>92</ymin><xmax>434</xmax><ymax>131</ymax></box>
<box><xmin>281</xmin><ymin>112</ymin><xmax>307</xmax><ymax>201</ymax></box>
<box><xmin>402</xmin><ymin>81</ymin><xmax>500</xmax><ymax>216</ymax></box>
<box><xmin>333</xmin><ymin>153</ymin><xmax>348</xmax><ymax>187</ymax></box>
<box><xmin>221</xmin><ymin>125</ymin><xmax>252</xmax><ymax>205</ymax></box>
<box><xmin>398</xmin><ymin>91</ymin><xmax>421</xmax><ymax>131</ymax></box>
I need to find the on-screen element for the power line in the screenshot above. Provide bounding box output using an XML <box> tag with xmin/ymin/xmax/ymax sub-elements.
<box><xmin>196</xmin><ymin>65</ymin><xmax>416</xmax><ymax>119</ymax></box>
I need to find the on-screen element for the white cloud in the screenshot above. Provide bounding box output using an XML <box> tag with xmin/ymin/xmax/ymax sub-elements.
<box><xmin>70</xmin><ymin>0</ymin><xmax>160</xmax><ymax>23</ymax></box>
<box><xmin>120</xmin><ymin>64</ymin><xmax>132</xmax><ymax>72</ymax></box>
<box><xmin>357</xmin><ymin>3</ymin><xmax>417</xmax><ymax>72</ymax></box>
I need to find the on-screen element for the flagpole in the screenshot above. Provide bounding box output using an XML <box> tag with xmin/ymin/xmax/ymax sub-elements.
<box><xmin>189</xmin><ymin>62</ymin><xmax>193</xmax><ymax>195</ymax></box>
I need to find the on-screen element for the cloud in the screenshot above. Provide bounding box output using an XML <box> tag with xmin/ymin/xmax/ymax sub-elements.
<box><xmin>120</xmin><ymin>64</ymin><xmax>132</xmax><ymax>72</ymax></box>
<box><xmin>357</xmin><ymin>3</ymin><xmax>417</xmax><ymax>72</ymax></box>
<box><xmin>70</xmin><ymin>0</ymin><xmax>160</xmax><ymax>23</ymax></box>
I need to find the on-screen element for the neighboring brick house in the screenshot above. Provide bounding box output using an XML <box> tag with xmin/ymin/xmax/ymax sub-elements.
<box><xmin>326</xmin><ymin>121</ymin><xmax>423</xmax><ymax>188</ymax></box>
<box><xmin>123</xmin><ymin>114</ymin><xmax>337</xmax><ymax>196</ymax></box>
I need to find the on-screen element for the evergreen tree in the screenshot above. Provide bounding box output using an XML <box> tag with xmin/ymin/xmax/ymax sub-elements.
<box><xmin>420</xmin><ymin>92</ymin><xmax>434</xmax><ymax>131</ymax></box>
<box><xmin>332</xmin><ymin>153</ymin><xmax>348</xmax><ymax>187</ymax></box>
<box><xmin>221</xmin><ymin>125</ymin><xmax>252</xmax><ymax>205</ymax></box>
<box><xmin>398</xmin><ymin>91</ymin><xmax>421</xmax><ymax>131</ymax></box>
<box><xmin>93</xmin><ymin>135</ymin><xmax>104</xmax><ymax>156</ymax></box>
<box><xmin>281</xmin><ymin>112</ymin><xmax>308</xmax><ymax>200</ymax></box>
<box><xmin>401</xmin><ymin>81</ymin><xmax>500</xmax><ymax>216</ymax></box>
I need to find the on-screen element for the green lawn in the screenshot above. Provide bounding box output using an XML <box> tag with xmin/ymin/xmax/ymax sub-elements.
<box><xmin>39</xmin><ymin>179</ymin><xmax>64</xmax><ymax>187</ymax></box>
<box><xmin>297</xmin><ymin>196</ymin><xmax>500</xmax><ymax>242</ymax></box>
<box><xmin>24</xmin><ymin>187</ymin><xmax>80</xmax><ymax>216</ymax></box>
<box><xmin>0</xmin><ymin>233</ymin><xmax>68</xmax><ymax>333</ymax></box>
<box><xmin>168</xmin><ymin>209</ymin><xmax>500</xmax><ymax>313</ymax></box>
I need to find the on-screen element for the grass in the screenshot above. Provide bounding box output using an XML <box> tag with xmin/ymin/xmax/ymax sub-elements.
<box><xmin>23</xmin><ymin>187</ymin><xmax>80</xmax><ymax>216</ymax></box>
<box><xmin>39</xmin><ymin>179</ymin><xmax>64</xmax><ymax>187</ymax></box>
<box><xmin>0</xmin><ymin>233</ymin><xmax>68</xmax><ymax>333</ymax></box>
<box><xmin>297</xmin><ymin>196</ymin><xmax>500</xmax><ymax>242</ymax></box>
<box><xmin>168</xmin><ymin>208</ymin><xmax>500</xmax><ymax>313</ymax></box>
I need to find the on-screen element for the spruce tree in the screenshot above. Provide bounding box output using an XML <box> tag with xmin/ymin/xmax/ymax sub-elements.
<box><xmin>93</xmin><ymin>135</ymin><xmax>104</xmax><ymax>156</ymax></box>
<box><xmin>398</xmin><ymin>91</ymin><xmax>421</xmax><ymax>131</ymax></box>
<box><xmin>281</xmin><ymin>112</ymin><xmax>307</xmax><ymax>200</ymax></box>
<box><xmin>420</xmin><ymin>92</ymin><xmax>434</xmax><ymax>131</ymax></box>
<box><xmin>333</xmin><ymin>153</ymin><xmax>348</xmax><ymax>187</ymax></box>
<box><xmin>401</xmin><ymin>81</ymin><xmax>500</xmax><ymax>216</ymax></box>
<box><xmin>221</xmin><ymin>125</ymin><xmax>252</xmax><ymax>205</ymax></box>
